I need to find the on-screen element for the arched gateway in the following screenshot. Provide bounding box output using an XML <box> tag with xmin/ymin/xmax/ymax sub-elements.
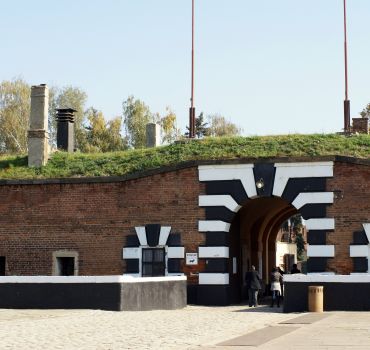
<box><xmin>197</xmin><ymin>161</ymin><xmax>335</xmax><ymax>305</ymax></box>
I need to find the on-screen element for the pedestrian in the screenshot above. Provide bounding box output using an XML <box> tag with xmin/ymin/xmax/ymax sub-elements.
<box><xmin>290</xmin><ymin>263</ymin><xmax>301</xmax><ymax>274</ymax></box>
<box><xmin>245</xmin><ymin>265</ymin><xmax>261</xmax><ymax>307</ymax></box>
<box><xmin>270</xmin><ymin>267</ymin><xmax>283</xmax><ymax>307</ymax></box>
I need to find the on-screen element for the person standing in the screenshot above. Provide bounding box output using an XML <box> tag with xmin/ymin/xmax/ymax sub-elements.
<box><xmin>245</xmin><ymin>265</ymin><xmax>261</xmax><ymax>307</ymax></box>
<box><xmin>270</xmin><ymin>267</ymin><xmax>283</xmax><ymax>307</ymax></box>
<box><xmin>290</xmin><ymin>263</ymin><xmax>301</xmax><ymax>274</ymax></box>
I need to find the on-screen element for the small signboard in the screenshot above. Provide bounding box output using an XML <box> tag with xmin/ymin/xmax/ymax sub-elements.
<box><xmin>186</xmin><ymin>253</ymin><xmax>198</xmax><ymax>265</ymax></box>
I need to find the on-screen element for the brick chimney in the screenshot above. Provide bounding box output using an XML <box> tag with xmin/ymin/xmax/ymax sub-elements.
<box><xmin>28</xmin><ymin>84</ymin><xmax>49</xmax><ymax>167</ymax></box>
<box><xmin>56</xmin><ymin>108</ymin><xmax>76</xmax><ymax>152</ymax></box>
<box><xmin>351</xmin><ymin>117</ymin><xmax>369</xmax><ymax>134</ymax></box>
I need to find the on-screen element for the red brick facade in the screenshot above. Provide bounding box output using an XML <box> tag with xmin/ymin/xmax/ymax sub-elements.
<box><xmin>0</xmin><ymin>157</ymin><xmax>368</xmax><ymax>282</ymax></box>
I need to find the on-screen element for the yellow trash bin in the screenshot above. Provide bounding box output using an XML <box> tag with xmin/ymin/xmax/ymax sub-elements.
<box><xmin>308</xmin><ymin>285</ymin><xmax>324</xmax><ymax>312</ymax></box>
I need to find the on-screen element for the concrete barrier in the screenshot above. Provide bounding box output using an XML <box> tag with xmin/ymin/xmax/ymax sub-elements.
<box><xmin>0</xmin><ymin>275</ymin><xmax>187</xmax><ymax>311</ymax></box>
<box><xmin>284</xmin><ymin>274</ymin><xmax>370</xmax><ymax>312</ymax></box>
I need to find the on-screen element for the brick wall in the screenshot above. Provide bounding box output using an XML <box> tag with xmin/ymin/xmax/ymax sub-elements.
<box><xmin>327</xmin><ymin>161</ymin><xmax>370</xmax><ymax>274</ymax></box>
<box><xmin>0</xmin><ymin>168</ymin><xmax>205</xmax><ymax>281</ymax></box>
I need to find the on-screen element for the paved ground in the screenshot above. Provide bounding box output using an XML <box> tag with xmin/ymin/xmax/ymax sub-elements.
<box><xmin>0</xmin><ymin>306</ymin><xmax>368</xmax><ymax>349</ymax></box>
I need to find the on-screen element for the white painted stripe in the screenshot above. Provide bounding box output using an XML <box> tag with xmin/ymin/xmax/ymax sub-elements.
<box><xmin>199</xmin><ymin>273</ymin><xmax>229</xmax><ymax>285</ymax></box>
<box><xmin>350</xmin><ymin>245</ymin><xmax>369</xmax><ymax>257</ymax></box>
<box><xmin>198</xmin><ymin>164</ymin><xmax>257</xmax><ymax>198</ymax></box>
<box><xmin>199</xmin><ymin>195</ymin><xmax>241</xmax><ymax>212</ymax></box>
<box><xmin>273</xmin><ymin>162</ymin><xmax>333</xmax><ymax>197</ymax></box>
<box><xmin>167</xmin><ymin>247</ymin><xmax>185</xmax><ymax>259</ymax></box>
<box><xmin>363</xmin><ymin>223</ymin><xmax>370</xmax><ymax>242</ymax></box>
<box><xmin>284</xmin><ymin>274</ymin><xmax>370</xmax><ymax>283</ymax></box>
<box><xmin>0</xmin><ymin>275</ymin><xmax>187</xmax><ymax>284</ymax></box>
<box><xmin>198</xmin><ymin>246</ymin><xmax>229</xmax><ymax>258</ymax></box>
<box><xmin>135</xmin><ymin>226</ymin><xmax>147</xmax><ymax>246</ymax></box>
<box><xmin>292</xmin><ymin>192</ymin><xmax>334</xmax><ymax>209</ymax></box>
<box><xmin>123</xmin><ymin>247</ymin><xmax>140</xmax><ymax>259</ymax></box>
<box><xmin>307</xmin><ymin>245</ymin><xmax>335</xmax><ymax>257</ymax></box>
<box><xmin>198</xmin><ymin>220</ymin><xmax>231</xmax><ymax>232</ymax></box>
<box><xmin>305</xmin><ymin>218</ymin><xmax>335</xmax><ymax>230</ymax></box>
<box><xmin>158</xmin><ymin>226</ymin><xmax>171</xmax><ymax>246</ymax></box>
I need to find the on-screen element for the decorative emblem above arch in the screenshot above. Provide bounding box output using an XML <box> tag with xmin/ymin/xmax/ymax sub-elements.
<box><xmin>197</xmin><ymin>161</ymin><xmax>335</xmax><ymax>285</ymax></box>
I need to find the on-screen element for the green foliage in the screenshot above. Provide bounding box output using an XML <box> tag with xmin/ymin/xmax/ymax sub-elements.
<box><xmin>122</xmin><ymin>96</ymin><xmax>153</xmax><ymax>148</ymax></box>
<box><xmin>195</xmin><ymin>112</ymin><xmax>209</xmax><ymax>138</ymax></box>
<box><xmin>0</xmin><ymin>78</ymin><xmax>30</xmax><ymax>153</ymax></box>
<box><xmin>160</xmin><ymin>108</ymin><xmax>179</xmax><ymax>144</ymax></box>
<box><xmin>360</xmin><ymin>103</ymin><xmax>370</xmax><ymax>118</ymax></box>
<box><xmin>295</xmin><ymin>233</ymin><xmax>306</xmax><ymax>261</ymax></box>
<box><xmin>207</xmin><ymin>114</ymin><xmax>242</xmax><ymax>137</ymax></box>
<box><xmin>81</xmin><ymin>108</ymin><xmax>126</xmax><ymax>153</ymax></box>
<box><xmin>0</xmin><ymin>133</ymin><xmax>367</xmax><ymax>179</ymax></box>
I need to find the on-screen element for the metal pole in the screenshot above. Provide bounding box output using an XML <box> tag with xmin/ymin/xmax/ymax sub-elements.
<box><xmin>343</xmin><ymin>0</ymin><xmax>350</xmax><ymax>133</ymax></box>
<box><xmin>189</xmin><ymin>0</ymin><xmax>195</xmax><ymax>138</ymax></box>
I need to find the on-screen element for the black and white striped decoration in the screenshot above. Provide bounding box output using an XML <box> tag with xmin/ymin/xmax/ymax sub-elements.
<box><xmin>198</xmin><ymin>161</ymin><xmax>335</xmax><ymax>285</ymax></box>
<box><xmin>123</xmin><ymin>224</ymin><xmax>184</xmax><ymax>276</ymax></box>
<box><xmin>350</xmin><ymin>224</ymin><xmax>370</xmax><ymax>273</ymax></box>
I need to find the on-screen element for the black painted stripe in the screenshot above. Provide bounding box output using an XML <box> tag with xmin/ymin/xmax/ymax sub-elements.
<box><xmin>299</xmin><ymin>204</ymin><xmax>327</xmax><ymax>219</ymax></box>
<box><xmin>306</xmin><ymin>257</ymin><xmax>328</xmax><ymax>273</ymax></box>
<box><xmin>168</xmin><ymin>259</ymin><xmax>182</xmax><ymax>273</ymax></box>
<box><xmin>126</xmin><ymin>235</ymin><xmax>140</xmax><ymax>247</ymax></box>
<box><xmin>353</xmin><ymin>257</ymin><xmax>368</xmax><ymax>273</ymax></box>
<box><xmin>145</xmin><ymin>224</ymin><xmax>161</xmax><ymax>247</ymax></box>
<box><xmin>204</xmin><ymin>258</ymin><xmax>229</xmax><ymax>273</ymax></box>
<box><xmin>204</xmin><ymin>180</ymin><xmax>248</xmax><ymax>205</ymax></box>
<box><xmin>205</xmin><ymin>207</ymin><xmax>236</xmax><ymax>223</ymax></box>
<box><xmin>167</xmin><ymin>233</ymin><xmax>182</xmax><ymax>247</ymax></box>
<box><xmin>205</xmin><ymin>232</ymin><xmax>230</xmax><ymax>246</ymax></box>
<box><xmin>352</xmin><ymin>230</ymin><xmax>369</xmax><ymax>245</ymax></box>
<box><xmin>125</xmin><ymin>259</ymin><xmax>139</xmax><ymax>273</ymax></box>
<box><xmin>253</xmin><ymin>163</ymin><xmax>275</xmax><ymax>197</ymax></box>
<box><xmin>307</xmin><ymin>230</ymin><xmax>327</xmax><ymax>245</ymax></box>
<box><xmin>282</xmin><ymin>178</ymin><xmax>327</xmax><ymax>204</ymax></box>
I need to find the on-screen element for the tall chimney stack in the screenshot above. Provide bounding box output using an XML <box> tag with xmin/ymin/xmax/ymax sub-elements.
<box><xmin>56</xmin><ymin>108</ymin><xmax>76</xmax><ymax>152</ymax></box>
<box><xmin>28</xmin><ymin>84</ymin><xmax>49</xmax><ymax>167</ymax></box>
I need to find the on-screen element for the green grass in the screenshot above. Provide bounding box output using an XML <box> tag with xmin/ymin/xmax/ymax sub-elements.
<box><xmin>0</xmin><ymin>134</ymin><xmax>368</xmax><ymax>179</ymax></box>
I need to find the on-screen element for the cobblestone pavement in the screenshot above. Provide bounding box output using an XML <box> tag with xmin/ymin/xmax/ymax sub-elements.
<box><xmin>0</xmin><ymin>305</ymin><xmax>293</xmax><ymax>349</ymax></box>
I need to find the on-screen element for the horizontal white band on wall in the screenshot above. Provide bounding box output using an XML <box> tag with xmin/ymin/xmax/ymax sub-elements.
<box><xmin>292</xmin><ymin>192</ymin><xmax>334</xmax><ymax>209</ymax></box>
<box><xmin>199</xmin><ymin>246</ymin><xmax>229</xmax><ymax>258</ymax></box>
<box><xmin>305</xmin><ymin>218</ymin><xmax>335</xmax><ymax>231</ymax></box>
<box><xmin>307</xmin><ymin>245</ymin><xmax>335</xmax><ymax>257</ymax></box>
<box><xmin>198</xmin><ymin>164</ymin><xmax>257</xmax><ymax>198</ymax></box>
<box><xmin>167</xmin><ymin>247</ymin><xmax>185</xmax><ymax>259</ymax></box>
<box><xmin>284</xmin><ymin>274</ymin><xmax>370</xmax><ymax>283</ymax></box>
<box><xmin>199</xmin><ymin>195</ymin><xmax>241</xmax><ymax>213</ymax></box>
<box><xmin>199</xmin><ymin>273</ymin><xmax>229</xmax><ymax>285</ymax></box>
<box><xmin>158</xmin><ymin>226</ymin><xmax>171</xmax><ymax>246</ymax></box>
<box><xmin>273</xmin><ymin>162</ymin><xmax>333</xmax><ymax>197</ymax></box>
<box><xmin>350</xmin><ymin>245</ymin><xmax>369</xmax><ymax>258</ymax></box>
<box><xmin>123</xmin><ymin>247</ymin><xmax>140</xmax><ymax>259</ymax></box>
<box><xmin>0</xmin><ymin>275</ymin><xmax>187</xmax><ymax>284</ymax></box>
<box><xmin>135</xmin><ymin>226</ymin><xmax>147</xmax><ymax>246</ymax></box>
<box><xmin>198</xmin><ymin>220</ymin><xmax>231</xmax><ymax>232</ymax></box>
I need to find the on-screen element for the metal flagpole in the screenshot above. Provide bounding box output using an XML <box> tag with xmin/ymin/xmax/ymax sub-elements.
<box><xmin>343</xmin><ymin>0</ymin><xmax>350</xmax><ymax>133</ymax></box>
<box><xmin>189</xmin><ymin>0</ymin><xmax>195</xmax><ymax>138</ymax></box>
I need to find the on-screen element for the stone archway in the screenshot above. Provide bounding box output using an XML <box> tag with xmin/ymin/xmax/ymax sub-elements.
<box><xmin>197</xmin><ymin>161</ymin><xmax>335</xmax><ymax>305</ymax></box>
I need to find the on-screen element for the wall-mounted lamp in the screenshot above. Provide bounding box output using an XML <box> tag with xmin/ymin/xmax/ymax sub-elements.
<box><xmin>256</xmin><ymin>178</ymin><xmax>265</xmax><ymax>189</ymax></box>
<box><xmin>333</xmin><ymin>190</ymin><xmax>344</xmax><ymax>200</ymax></box>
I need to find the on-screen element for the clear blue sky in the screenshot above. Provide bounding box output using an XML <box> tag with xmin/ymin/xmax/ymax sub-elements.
<box><xmin>1</xmin><ymin>0</ymin><xmax>370</xmax><ymax>135</ymax></box>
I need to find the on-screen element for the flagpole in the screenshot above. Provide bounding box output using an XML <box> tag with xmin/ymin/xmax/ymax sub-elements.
<box><xmin>343</xmin><ymin>0</ymin><xmax>350</xmax><ymax>133</ymax></box>
<box><xmin>189</xmin><ymin>0</ymin><xmax>195</xmax><ymax>138</ymax></box>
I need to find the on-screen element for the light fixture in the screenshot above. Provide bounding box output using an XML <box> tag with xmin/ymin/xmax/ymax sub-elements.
<box><xmin>256</xmin><ymin>178</ymin><xmax>264</xmax><ymax>189</ymax></box>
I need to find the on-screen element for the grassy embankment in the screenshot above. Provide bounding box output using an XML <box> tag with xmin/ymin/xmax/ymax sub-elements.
<box><xmin>0</xmin><ymin>134</ymin><xmax>368</xmax><ymax>179</ymax></box>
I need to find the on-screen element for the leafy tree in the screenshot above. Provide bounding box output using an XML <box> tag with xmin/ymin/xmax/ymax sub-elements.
<box><xmin>82</xmin><ymin>107</ymin><xmax>126</xmax><ymax>153</ymax></box>
<box><xmin>160</xmin><ymin>107</ymin><xmax>179</xmax><ymax>144</ymax></box>
<box><xmin>295</xmin><ymin>233</ymin><xmax>306</xmax><ymax>261</ymax></box>
<box><xmin>207</xmin><ymin>114</ymin><xmax>242</xmax><ymax>137</ymax></box>
<box><xmin>0</xmin><ymin>78</ymin><xmax>30</xmax><ymax>153</ymax></box>
<box><xmin>122</xmin><ymin>96</ymin><xmax>153</xmax><ymax>148</ymax></box>
<box><xmin>360</xmin><ymin>103</ymin><xmax>370</xmax><ymax>118</ymax></box>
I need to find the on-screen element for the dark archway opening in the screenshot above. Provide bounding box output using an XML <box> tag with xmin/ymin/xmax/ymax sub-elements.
<box><xmin>228</xmin><ymin>197</ymin><xmax>304</xmax><ymax>304</ymax></box>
